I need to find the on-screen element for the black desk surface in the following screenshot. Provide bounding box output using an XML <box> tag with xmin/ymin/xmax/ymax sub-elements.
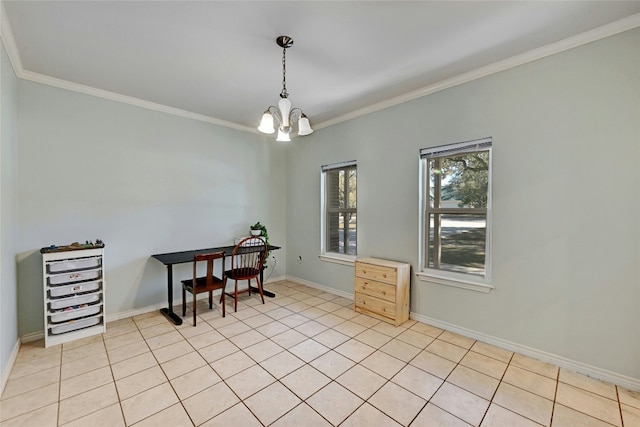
<box><xmin>152</xmin><ymin>244</ymin><xmax>281</xmax><ymax>266</ymax></box>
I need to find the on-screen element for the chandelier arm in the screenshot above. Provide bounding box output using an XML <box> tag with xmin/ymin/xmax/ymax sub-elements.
<box><xmin>267</xmin><ymin>105</ymin><xmax>283</xmax><ymax>124</ymax></box>
<box><xmin>288</xmin><ymin>108</ymin><xmax>303</xmax><ymax>124</ymax></box>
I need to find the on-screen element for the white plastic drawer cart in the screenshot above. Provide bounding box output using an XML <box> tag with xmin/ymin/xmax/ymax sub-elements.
<box><xmin>41</xmin><ymin>244</ymin><xmax>105</xmax><ymax>347</ymax></box>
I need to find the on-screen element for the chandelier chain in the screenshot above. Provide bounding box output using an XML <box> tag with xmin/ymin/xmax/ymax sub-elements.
<box><xmin>280</xmin><ymin>47</ymin><xmax>288</xmax><ymax>99</ymax></box>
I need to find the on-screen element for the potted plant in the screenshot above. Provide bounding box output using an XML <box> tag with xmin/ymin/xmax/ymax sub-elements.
<box><xmin>250</xmin><ymin>222</ymin><xmax>270</xmax><ymax>268</ymax></box>
<box><xmin>250</xmin><ymin>222</ymin><xmax>265</xmax><ymax>236</ymax></box>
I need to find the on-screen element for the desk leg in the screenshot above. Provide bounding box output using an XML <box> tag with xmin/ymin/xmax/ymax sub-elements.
<box><xmin>252</xmin><ymin>268</ymin><xmax>276</xmax><ymax>298</ymax></box>
<box><xmin>159</xmin><ymin>264</ymin><xmax>183</xmax><ymax>325</ymax></box>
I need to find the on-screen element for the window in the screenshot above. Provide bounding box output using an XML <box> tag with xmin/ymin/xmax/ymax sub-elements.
<box><xmin>321</xmin><ymin>161</ymin><xmax>357</xmax><ymax>259</ymax></box>
<box><xmin>419</xmin><ymin>138</ymin><xmax>492</xmax><ymax>287</ymax></box>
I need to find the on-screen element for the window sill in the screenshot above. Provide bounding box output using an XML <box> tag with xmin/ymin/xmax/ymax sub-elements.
<box><xmin>416</xmin><ymin>271</ymin><xmax>494</xmax><ymax>293</ymax></box>
<box><xmin>319</xmin><ymin>254</ymin><xmax>356</xmax><ymax>266</ymax></box>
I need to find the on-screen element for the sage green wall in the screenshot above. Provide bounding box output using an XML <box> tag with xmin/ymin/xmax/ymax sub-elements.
<box><xmin>1</xmin><ymin>38</ymin><xmax>19</xmax><ymax>382</ymax></box>
<box><xmin>17</xmin><ymin>81</ymin><xmax>287</xmax><ymax>335</ymax></box>
<box><xmin>286</xmin><ymin>29</ymin><xmax>640</xmax><ymax>378</ymax></box>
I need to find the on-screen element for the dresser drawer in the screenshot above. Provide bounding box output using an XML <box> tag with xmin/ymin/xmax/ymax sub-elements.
<box><xmin>49</xmin><ymin>292</ymin><xmax>101</xmax><ymax>310</ymax></box>
<box><xmin>50</xmin><ymin>316</ymin><xmax>101</xmax><ymax>335</ymax></box>
<box><xmin>354</xmin><ymin>293</ymin><xmax>396</xmax><ymax>319</ymax></box>
<box><xmin>354</xmin><ymin>276</ymin><xmax>396</xmax><ymax>302</ymax></box>
<box><xmin>47</xmin><ymin>256</ymin><xmax>101</xmax><ymax>274</ymax></box>
<box><xmin>355</xmin><ymin>262</ymin><xmax>397</xmax><ymax>285</ymax></box>
<box><xmin>47</xmin><ymin>268</ymin><xmax>101</xmax><ymax>286</ymax></box>
<box><xmin>49</xmin><ymin>303</ymin><xmax>102</xmax><ymax>324</ymax></box>
<box><xmin>48</xmin><ymin>279</ymin><xmax>101</xmax><ymax>298</ymax></box>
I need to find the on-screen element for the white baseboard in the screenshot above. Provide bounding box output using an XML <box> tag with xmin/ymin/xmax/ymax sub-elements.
<box><xmin>264</xmin><ymin>274</ymin><xmax>286</xmax><ymax>285</ymax></box>
<box><xmin>0</xmin><ymin>338</ymin><xmax>21</xmax><ymax>397</ymax></box>
<box><xmin>411</xmin><ymin>312</ymin><xmax>640</xmax><ymax>392</ymax></box>
<box><xmin>285</xmin><ymin>275</ymin><xmax>354</xmax><ymax>300</ymax></box>
<box><xmin>20</xmin><ymin>331</ymin><xmax>44</xmax><ymax>343</ymax></box>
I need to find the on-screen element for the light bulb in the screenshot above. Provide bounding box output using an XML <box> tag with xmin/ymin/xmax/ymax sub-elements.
<box><xmin>258</xmin><ymin>111</ymin><xmax>275</xmax><ymax>134</ymax></box>
<box><xmin>297</xmin><ymin>115</ymin><xmax>314</xmax><ymax>136</ymax></box>
<box><xmin>276</xmin><ymin>128</ymin><xmax>291</xmax><ymax>143</ymax></box>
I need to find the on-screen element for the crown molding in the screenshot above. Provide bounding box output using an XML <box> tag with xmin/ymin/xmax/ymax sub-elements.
<box><xmin>314</xmin><ymin>12</ymin><xmax>640</xmax><ymax>131</ymax></box>
<box><xmin>2</xmin><ymin>4</ymin><xmax>639</xmax><ymax>134</ymax></box>
<box><xmin>0</xmin><ymin>1</ymin><xmax>23</xmax><ymax>73</ymax></box>
<box><xmin>18</xmin><ymin>69</ymin><xmax>257</xmax><ymax>133</ymax></box>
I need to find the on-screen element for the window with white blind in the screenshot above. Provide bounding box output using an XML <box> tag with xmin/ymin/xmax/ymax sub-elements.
<box><xmin>321</xmin><ymin>161</ymin><xmax>357</xmax><ymax>261</ymax></box>
<box><xmin>418</xmin><ymin>138</ymin><xmax>493</xmax><ymax>291</ymax></box>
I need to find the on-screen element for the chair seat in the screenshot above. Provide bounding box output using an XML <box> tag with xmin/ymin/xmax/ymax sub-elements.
<box><xmin>225</xmin><ymin>268</ymin><xmax>261</xmax><ymax>281</ymax></box>
<box><xmin>181</xmin><ymin>275</ymin><xmax>224</xmax><ymax>293</ymax></box>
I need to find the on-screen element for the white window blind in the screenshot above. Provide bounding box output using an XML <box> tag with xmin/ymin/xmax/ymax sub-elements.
<box><xmin>420</xmin><ymin>137</ymin><xmax>492</xmax><ymax>159</ymax></box>
<box><xmin>321</xmin><ymin>160</ymin><xmax>357</xmax><ymax>172</ymax></box>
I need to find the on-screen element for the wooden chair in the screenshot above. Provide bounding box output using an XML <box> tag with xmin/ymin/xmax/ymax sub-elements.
<box><xmin>181</xmin><ymin>251</ymin><xmax>225</xmax><ymax>326</ymax></box>
<box><xmin>222</xmin><ymin>237</ymin><xmax>267</xmax><ymax>312</ymax></box>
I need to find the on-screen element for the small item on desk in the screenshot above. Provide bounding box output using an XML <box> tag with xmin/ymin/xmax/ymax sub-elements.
<box><xmin>40</xmin><ymin>240</ymin><xmax>105</xmax><ymax>253</ymax></box>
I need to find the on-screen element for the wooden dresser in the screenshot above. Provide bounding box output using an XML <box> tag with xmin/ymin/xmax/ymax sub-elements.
<box><xmin>354</xmin><ymin>257</ymin><xmax>410</xmax><ymax>326</ymax></box>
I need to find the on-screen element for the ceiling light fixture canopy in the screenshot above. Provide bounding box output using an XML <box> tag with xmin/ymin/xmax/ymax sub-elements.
<box><xmin>258</xmin><ymin>36</ymin><xmax>313</xmax><ymax>142</ymax></box>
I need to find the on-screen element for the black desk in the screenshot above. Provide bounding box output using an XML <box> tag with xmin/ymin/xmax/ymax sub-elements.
<box><xmin>152</xmin><ymin>244</ymin><xmax>281</xmax><ymax>325</ymax></box>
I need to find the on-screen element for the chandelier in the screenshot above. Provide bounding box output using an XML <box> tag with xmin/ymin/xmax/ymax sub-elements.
<box><xmin>258</xmin><ymin>36</ymin><xmax>313</xmax><ymax>142</ymax></box>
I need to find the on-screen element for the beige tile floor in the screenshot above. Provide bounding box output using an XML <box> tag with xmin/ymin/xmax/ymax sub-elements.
<box><xmin>2</xmin><ymin>280</ymin><xmax>639</xmax><ymax>426</ymax></box>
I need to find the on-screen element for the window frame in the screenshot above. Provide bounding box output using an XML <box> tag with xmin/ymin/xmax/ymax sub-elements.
<box><xmin>320</xmin><ymin>160</ymin><xmax>357</xmax><ymax>264</ymax></box>
<box><xmin>418</xmin><ymin>138</ymin><xmax>494</xmax><ymax>292</ymax></box>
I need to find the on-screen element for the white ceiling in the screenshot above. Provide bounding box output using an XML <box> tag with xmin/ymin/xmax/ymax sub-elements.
<box><xmin>3</xmin><ymin>1</ymin><xmax>639</xmax><ymax>133</ymax></box>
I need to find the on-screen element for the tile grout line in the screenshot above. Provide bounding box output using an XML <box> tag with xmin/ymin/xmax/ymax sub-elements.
<box><xmin>104</xmin><ymin>332</ymin><xmax>129</xmax><ymax>427</ymax></box>
<box><xmin>57</xmin><ymin>345</ymin><xmax>62</xmax><ymax>427</ymax></box>
<box><xmin>549</xmin><ymin>363</ymin><xmax>560</xmax><ymax>427</ymax></box>
<box><xmin>135</xmin><ymin>317</ymin><xmax>193</xmax><ymax>427</ymax></box>
<box><xmin>418</xmin><ymin>334</ymin><xmax>475</xmax><ymax>426</ymax></box>
<box><xmin>477</xmin><ymin>349</ymin><xmax>516</xmax><ymax>426</ymax></box>
<box><xmin>617</xmin><ymin>385</ymin><xmax>624</xmax><ymax>427</ymax></box>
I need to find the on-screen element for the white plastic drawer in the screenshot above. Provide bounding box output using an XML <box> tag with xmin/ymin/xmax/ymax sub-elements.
<box><xmin>47</xmin><ymin>256</ymin><xmax>101</xmax><ymax>274</ymax></box>
<box><xmin>49</xmin><ymin>292</ymin><xmax>101</xmax><ymax>310</ymax></box>
<box><xmin>48</xmin><ymin>268</ymin><xmax>101</xmax><ymax>286</ymax></box>
<box><xmin>48</xmin><ymin>280</ymin><xmax>101</xmax><ymax>298</ymax></box>
<box><xmin>49</xmin><ymin>317</ymin><xmax>101</xmax><ymax>335</ymax></box>
<box><xmin>49</xmin><ymin>304</ymin><xmax>102</xmax><ymax>324</ymax></box>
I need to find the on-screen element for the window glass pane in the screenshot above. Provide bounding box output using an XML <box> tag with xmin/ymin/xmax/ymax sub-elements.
<box><xmin>429</xmin><ymin>151</ymin><xmax>489</xmax><ymax>208</ymax></box>
<box><xmin>346</xmin><ymin>212</ymin><xmax>357</xmax><ymax>255</ymax></box>
<box><xmin>428</xmin><ymin>213</ymin><xmax>486</xmax><ymax>276</ymax></box>
<box><xmin>327</xmin><ymin>212</ymin><xmax>342</xmax><ymax>252</ymax></box>
<box><xmin>347</xmin><ymin>168</ymin><xmax>357</xmax><ymax>209</ymax></box>
<box><xmin>327</xmin><ymin>169</ymin><xmax>343</xmax><ymax>209</ymax></box>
